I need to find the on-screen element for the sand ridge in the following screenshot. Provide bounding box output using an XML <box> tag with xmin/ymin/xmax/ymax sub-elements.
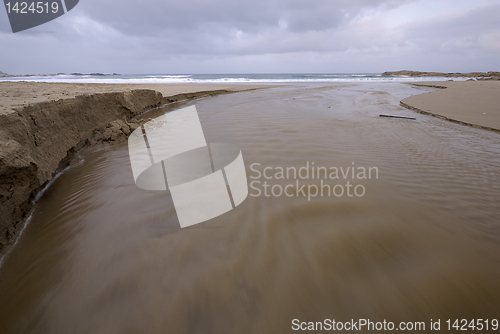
<box><xmin>0</xmin><ymin>82</ymin><xmax>269</xmax><ymax>113</ymax></box>
<box><xmin>401</xmin><ymin>81</ymin><xmax>500</xmax><ymax>132</ymax></box>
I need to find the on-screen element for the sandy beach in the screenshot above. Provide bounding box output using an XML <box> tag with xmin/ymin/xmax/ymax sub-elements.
<box><xmin>3</xmin><ymin>0</ymin><xmax>500</xmax><ymax>331</ymax></box>
<box><xmin>2</xmin><ymin>80</ymin><xmax>499</xmax><ymax>131</ymax></box>
<box><xmin>1</xmin><ymin>79</ymin><xmax>499</xmax><ymax>255</ymax></box>
<box><xmin>1</xmin><ymin>81</ymin><xmax>500</xmax><ymax>333</ymax></box>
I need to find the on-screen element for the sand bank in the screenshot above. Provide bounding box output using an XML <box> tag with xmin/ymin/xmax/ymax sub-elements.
<box><xmin>0</xmin><ymin>82</ymin><xmax>268</xmax><ymax>255</ymax></box>
<box><xmin>401</xmin><ymin>81</ymin><xmax>500</xmax><ymax>132</ymax></box>
<box><xmin>0</xmin><ymin>82</ymin><xmax>267</xmax><ymax>112</ymax></box>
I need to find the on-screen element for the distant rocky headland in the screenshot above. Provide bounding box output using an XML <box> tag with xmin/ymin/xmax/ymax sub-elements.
<box><xmin>0</xmin><ymin>82</ymin><xmax>257</xmax><ymax>255</ymax></box>
<box><xmin>382</xmin><ymin>70</ymin><xmax>500</xmax><ymax>79</ymax></box>
<box><xmin>0</xmin><ymin>72</ymin><xmax>120</xmax><ymax>78</ymax></box>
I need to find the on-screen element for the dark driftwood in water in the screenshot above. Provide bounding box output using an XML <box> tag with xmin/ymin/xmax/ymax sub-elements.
<box><xmin>379</xmin><ymin>114</ymin><xmax>416</xmax><ymax>120</ymax></box>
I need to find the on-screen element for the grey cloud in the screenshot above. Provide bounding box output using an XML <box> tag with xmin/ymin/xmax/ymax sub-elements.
<box><xmin>399</xmin><ymin>4</ymin><xmax>500</xmax><ymax>54</ymax></box>
<box><xmin>77</xmin><ymin>0</ymin><xmax>415</xmax><ymax>35</ymax></box>
<box><xmin>1</xmin><ymin>0</ymin><xmax>499</xmax><ymax>74</ymax></box>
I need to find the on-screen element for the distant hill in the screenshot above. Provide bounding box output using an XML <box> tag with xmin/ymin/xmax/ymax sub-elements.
<box><xmin>0</xmin><ymin>71</ymin><xmax>6</xmax><ymax>75</ymax></box>
<box><xmin>382</xmin><ymin>70</ymin><xmax>500</xmax><ymax>78</ymax></box>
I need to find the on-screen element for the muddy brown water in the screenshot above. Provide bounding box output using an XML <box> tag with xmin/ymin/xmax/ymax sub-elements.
<box><xmin>1</xmin><ymin>83</ymin><xmax>499</xmax><ymax>333</ymax></box>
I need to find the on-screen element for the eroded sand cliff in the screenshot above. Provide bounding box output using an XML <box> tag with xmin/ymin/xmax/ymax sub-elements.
<box><xmin>0</xmin><ymin>84</ymin><xmax>262</xmax><ymax>255</ymax></box>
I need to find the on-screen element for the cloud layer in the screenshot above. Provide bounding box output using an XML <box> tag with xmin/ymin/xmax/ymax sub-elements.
<box><xmin>0</xmin><ymin>0</ymin><xmax>499</xmax><ymax>73</ymax></box>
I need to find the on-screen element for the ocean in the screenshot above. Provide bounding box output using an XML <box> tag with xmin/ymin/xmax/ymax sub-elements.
<box><xmin>0</xmin><ymin>73</ymin><xmax>466</xmax><ymax>84</ymax></box>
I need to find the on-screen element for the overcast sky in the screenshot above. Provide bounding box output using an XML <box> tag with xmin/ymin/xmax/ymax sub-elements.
<box><xmin>1</xmin><ymin>0</ymin><xmax>499</xmax><ymax>74</ymax></box>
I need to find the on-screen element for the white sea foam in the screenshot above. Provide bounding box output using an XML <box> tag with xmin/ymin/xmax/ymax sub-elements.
<box><xmin>0</xmin><ymin>73</ymin><xmax>470</xmax><ymax>84</ymax></box>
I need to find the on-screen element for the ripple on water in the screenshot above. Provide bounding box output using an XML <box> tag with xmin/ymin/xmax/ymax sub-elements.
<box><xmin>1</xmin><ymin>83</ymin><xmax>499</xmax><ymax>333</ymax></box>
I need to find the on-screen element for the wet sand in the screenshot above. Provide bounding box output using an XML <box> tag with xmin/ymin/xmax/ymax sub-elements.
<box><xmin>0</xmin><ymin>82</ymin><xmax>499</xmax><ymax>333</ymax></box>
<box><xmin>0</xmin><ymin>82</ymin><xmax>271</xmax><ymax>255</ymax></box>
<box><xmin>401</xmin><ymin>81</ymin><xmax>500</xmax><ymax>132</ymax></box>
